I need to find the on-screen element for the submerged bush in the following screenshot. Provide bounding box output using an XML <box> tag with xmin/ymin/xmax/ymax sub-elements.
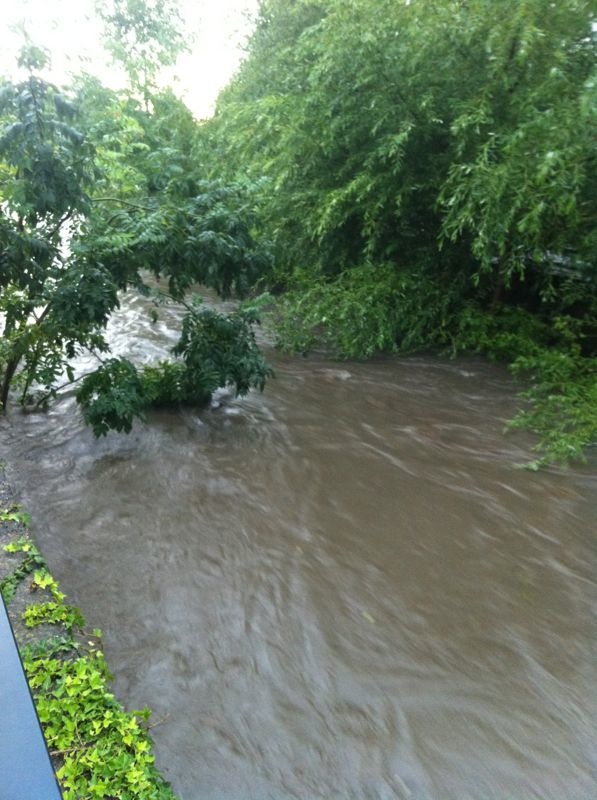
<box><xmin>77</xmin><ymin>303</ymin><xmax>272</xmax><ymax>436</ymax></box>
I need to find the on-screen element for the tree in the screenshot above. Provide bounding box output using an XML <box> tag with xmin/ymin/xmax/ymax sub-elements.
<box><xmin>205</xmin><ymin>0</ymin><xmax>595</xmax><ymax>291</ymax></box>
<box><xmin>0</xmin><ymin>46</ymin><xmax>272</xmax><ymax>433</ymax></box>
<box><xmin>96</xmin><ymin>0</ymin><xmax>188</xmax><ymax>103</ymax></box>
<box><xmin>199</xmin><ymin>0</ymin><xmax>597</xmax><ymax>464</ymax></box>
<box><xmin>0</xmin><ymin>44</ymin><xmax>101</xmax><ymax>411</ymax></box>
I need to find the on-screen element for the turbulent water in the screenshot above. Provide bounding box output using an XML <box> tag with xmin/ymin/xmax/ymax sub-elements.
<box><xmin>2</xmin><ymin>290</ymin><xmax>596</xmax><ymax>799</ymax></box>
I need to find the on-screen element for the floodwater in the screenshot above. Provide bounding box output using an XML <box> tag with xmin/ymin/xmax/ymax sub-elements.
<box><xmin>2</xmin><ymin>289</ymin><xmax>596</xmax><ymax>799</ymax></box>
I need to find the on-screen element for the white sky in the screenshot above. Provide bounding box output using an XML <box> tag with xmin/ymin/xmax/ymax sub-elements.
<box><xmin>0</xmin><ymin>0</ymin><xmax>259</xmax><ymax>118</ymax></box>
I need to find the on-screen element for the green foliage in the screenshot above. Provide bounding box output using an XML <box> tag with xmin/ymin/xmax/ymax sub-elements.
<box><xmin>26</xmin><ymin>653</ymin><xmax>175</xmax><ymax>799</ymax></box>
<box><xmin>76</xmin><ymin>358</ymin><xmax>147</xmax><ymax>436</ymax></box>
<box><xmin>0</xmin><ymin>506</ymin><xmax>31</xmax><ymax>526</ymax></box>
<box><xmin>30</xmin><ymin>567</ymin><xmax>65</xmax><ymax>600</ymax></box>
<box><xmin>1</xmin><ymin>535</ymin><xmax>45</xmax><ymax>604</ymax></box>
<box><xmin>202</xmin><ymin>0</ymin><xmax>596</xmax><ymax>466</ymax></box>
<box><xmin>22</xmin><ymin>633</ymin><xmax>82</xmax><ymax>661</ymax></box>
<box><xmin>0</xmin><ymin>49</ymin><xmax>117</xmax><ymax>411</ymax></box>
<box><xmin>448</xmin><ymin>306</ymin><xmax>552</xmax><ymax>361</ymax></box>
<box><xmin>76</xmin><ymin>303</ymin><xmax>272</xmax><ymax>435</ymax></box>
<box><xmin>275</xmin><ymin>264</ymin><xmax>457</xmax><ymax>358</ymax></box>
<box><xmin>0</xmin><ymin>50</ymin><xmax>93</xmax><ymax>222</ymax></box>
<box><xmin>139</xmin><ymin>361</ymin><xmax>198</xmax><ymax>407</ymax></box>
<box><xmin>274</xmin><ymin>267</ymin><xmax>397</xmax><ymax>357</ymax></box>
<box><xmin>442</xmin><ymin>306</ymin><xmax>597</xmax><ymax>465</ymax></box>
<box><xmin>96</xmin><ymin>0</ymin><xmax>188</xmax><ymax>98</ymax></box>
<box><xmin>171</xmin><ymin>303</ymin><xmax>273</xmax><ymax>396</ymax></box>
<box><xmin>438</xmin><ymin>1</ymin><xmax>597</xmax><ymax>283</ymax></box>
<box><xmin>73</xmin><ymin>180</ymin><xmax>271</xmax><ymax>301</ymax></box>
<box><xmin>24</xmin><ymin>601</ymin><xmax>85</xmax><ymax>632</ymax></box>
<box><xmin>1</xmin><ymin>44</ymin><xmax>273</xmax><ymax>431</ymax></box>
<box><xmin>509</xmin><ymin>352</ymin><xmax>597</xmax><ymax>468</ymax></box>
<box><xmin>206</xmin><ymin>0</ymin><xmax>595</xmax><ymax>290</ymax></box>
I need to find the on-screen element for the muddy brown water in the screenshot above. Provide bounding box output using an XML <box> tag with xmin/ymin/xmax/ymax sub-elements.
<box><xmin>2</xmin><ymin>290</ymin><xmax>596</xmax><ymax>799</ymax></box>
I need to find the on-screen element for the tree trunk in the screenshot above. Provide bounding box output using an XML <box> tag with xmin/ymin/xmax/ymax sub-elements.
<box><xmin>0</xmin><ymin>356</ymin><xmax>21</xmax><ymax>413</ymax></box>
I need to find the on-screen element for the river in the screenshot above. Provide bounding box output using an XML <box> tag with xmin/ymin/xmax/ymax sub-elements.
<box><xmin>2</xmin><ymin>289</ymin><xmax>596</xmax><ymax>799</ymax></box>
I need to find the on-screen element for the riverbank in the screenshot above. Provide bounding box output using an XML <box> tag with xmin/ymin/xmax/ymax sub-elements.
<box><xmin>0</xmin><ymin>462</ymin><xmax>177</xmax><ymax>800</ymax></box>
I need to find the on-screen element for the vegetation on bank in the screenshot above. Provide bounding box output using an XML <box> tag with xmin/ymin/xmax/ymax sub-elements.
<box><xmin>200</xmin><ymin>0</ymin><xmax>596</xmax><ymax>467</ymax></box>
<box><xmin>0</xmin><ymin>0</ymin><xmax>595</xmax><ymax>466</ymax></box>
<box><xmin>1</xmin><ymin>507</ymin><xmax>176</xmax><ymax>800</ymax></box>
